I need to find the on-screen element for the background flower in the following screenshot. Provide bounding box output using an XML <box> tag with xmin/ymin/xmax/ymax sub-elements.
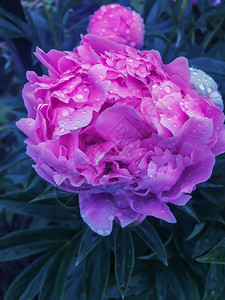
<box><xmin>87</xmin><ymin>3</ymin><xmax>144</xmax><ymax>48</ymax></box>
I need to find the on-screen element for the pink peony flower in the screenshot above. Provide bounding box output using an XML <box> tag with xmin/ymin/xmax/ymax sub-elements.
<box><xmin>87</xmin><ymin>4</ymin><xmax>144</xmax><ymax>49</ymax></box>
<box><xmin>17</xmin><ymin>34</ymin><xmax>225</xmax><ymax>236</ymax></box>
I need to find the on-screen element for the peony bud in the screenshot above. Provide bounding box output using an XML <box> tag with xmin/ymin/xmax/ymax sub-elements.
<box><xmin>87</xmin><ymin>4</ymin><xmax>144</xmax><ymax>49</ymax></box>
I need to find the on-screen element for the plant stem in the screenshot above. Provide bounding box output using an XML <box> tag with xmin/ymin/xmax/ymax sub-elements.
<box><xmin>41</xmin><ymin>0</ymin><xmax>59</xmax><ymax>49</ymax></box>
<box><xmin>202</xmin><ymin>19</ymin><xmax>223</xmax><ymax>53</ymax></box>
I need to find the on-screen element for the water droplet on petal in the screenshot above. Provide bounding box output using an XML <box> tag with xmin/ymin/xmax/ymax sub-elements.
<box><xmin>107</xmin><ymin>215</ymin><xmax>114</xmax><ymax>221</ymax></box>
<box><xmin>62</xmin><ymin>109</ymin><xmax>69</xmax><ymax>117</ymax></box>
<box><xmin>77</xmin><ymin>93</ymin><xmax>84</xmax><ymax>99</ymax></box>
<box><xmin>209</xmin><ymin>91</ymin><xmax>220</xmax><ymax>98</ymax></box>
<box><xmin>199</xmin><ymin>83</ymin><xmax>205</xmax><ymax>91</ymax></box>
<box><xmin>164</xmin><ymin>86</ymin><xmax>171</xmax><ymax>93</ymax></box>
<box><xmin>97</xmin><ymin>229</ymin><xmax>104</xmax><ymax>235</ymax></box>
<box><xmin>104</xmin><ymin>229</ymin><xmax>111</xmax><ymax>235</ymax></box>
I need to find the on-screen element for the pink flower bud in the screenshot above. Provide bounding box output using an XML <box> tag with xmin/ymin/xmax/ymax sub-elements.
<box><xmin>87</xmin><ymin>4</ymin><xmax>145</xmax><ymax>49</ymax></box>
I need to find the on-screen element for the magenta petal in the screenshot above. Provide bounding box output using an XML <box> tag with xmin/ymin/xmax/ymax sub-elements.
<box><xmin>59</xmin><ymin>107</ymin><xmax>93</xmax><ymax>130</ymax></box>
<box><xmin>79</xmin><ymin>191</ymin><xmax>140</xmax><ymax>236</ymax></box>
<box><xmin>88</xmin><ymin>64</ymin><xmax>107</xmax><ymax>83</ymax></box>
<box><xmin>95</xmin><ymin>105</ymin><xmax>150</xmax><ymax>147</ymax></box>
<box><xmin>128</xmin><ymin>194</ymin><xmax>176</xmax><ymax>223</ymax></box>
<box><xmin>165</xmin><ymin>155</ymin><xmax>215</xmax><ymax>199</ymax></box>
<box><xmin>34</xmin><ymin>47</ymin><xmax>66</xmax><ymax>76</ymax></box>
<box><xmin>81</xmin><ymin>34</ymin><xmax>126</xmax><ymax>55</ymax></box>
<box><xmin>163</xmin><ymin>193</ymin><xmax>192</xmax><ymax>206</ymax></box>
<box><xmin>16</xmin><ymin>118</ymin><xmax>39</xmax><ymax>144</ymax></box>
<box><xmin>165</xmin><ymin>56</ymin><xmax>191</xmax><ymax>84</ymax></box>
<box><xmin>212</xmin><ymin>125</ymin><xmax>225</xmax><ymax>155</ymax></box>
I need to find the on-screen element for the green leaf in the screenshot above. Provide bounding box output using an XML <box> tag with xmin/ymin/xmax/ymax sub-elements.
<box><xmin>203</xmin><ymin>264</ymin><xmax>225</xmax><ymax>300</ymax></box>
<box><xmin>196</xmin><ymin>7</ymin><xmax>225</xmax><ymax>29</ymax></box>
<box><xmin>186</xmin><ymin>223</ymin><xmax>206</xmax><ymax>241</ymax></box>
<box><xmin>168</xmin><ymin>258</ymin><xmax>194</xmax><ymax>300</ymax></box>
<box><xmin>176</xmin><ymin>203</ymin><xmax>200</xmax><ymax>223</ymax></box>
<box><xmin>191</xmin><ymin>278</ymin><xmax>201</xmax><ymax>300</ymax></box>
<box><xmin>0</xmin><ymin>226</ymin><xmax>76</xmax><ymax>261</ymax></box>
<box><xmin>106</xmin><ymin>262</ymin><xmax>153</xmax><ymax>299</ymax></box>
<box><xmin>197</xmin><ymin>201</ymin><xmax>225</xmax><ymax>225</ymax></box>
<box><xmin>131</xmin><ymin>0</ymin><xmax>144</xmax><ymax>14</ymax></box>
<box><xmin>5</xmin><ymin>250</ymin><xmax>55</xmax><ymax>300</ymax></box>
<box><xmin>135</xmin><ymin>219</ymin><xmax>167</xmax><ymax>265</ymax></box>
<box><xmin>0</xmin><ymin>18</ymin><xmax>23</xmax><ymax>38</ymax></box>
<box><xmin>84</xmin><ymin>242</ymin><xmax>110</xmax><ymax>300</ymax></box>
<box><xmin>0</xmin><ymin>8</ymin><xmax>31</xmax><ymax>38</ymax></box>
<box><xmin>25</xmin><ymin>10</ymin><xmax>49</xmax><ymax>48</ymax></box>
<box><xmin>57</xmin><ymin>0</ymin><xmax>82</xmax><ymax>22</ymax></box>
<box><xmin>193</xmin><ymin>225</ymin><xmax>225</xmax><ymax>258</ymax></box>
<box><xmin>0</xmin><ymin>199</ymin><xmax>76</xmax><ymax>222</ymax></box>
<box><xmin>197</xmin><ymin>238</ymin><xmax>225</xmax><ymax>264</ymax></box>
<box><xmin>114</xmin><ymin>228</ymin><xmax>135</xmax><ymax>295</ymax></box>
<box><xmin>144</xmin><ymin>0</ymin><xmax>165</xmax><ymax>25</ymax></box>
<box><xmin>63</xmin><ymin>264</ymin><xmax>85</xmax><ymax>300</ymax></box>
<box><xmin>189</xmin><ymin>58</ymin><xmax>225</xmax><ymax>77</ymax></box>
<box><xmin>155</xmin><ymin>267</ymin><xmax>167</xmax><ymax>300</ymax></box>
<box><xmin>39</xmin><ymin>243</ymin><xmax>75</xmax><ymax>300</ymax></box>
<box><xmin>75</xmin><ymin>228</ymin><xmax>103</xmax><ymax>266</ymax></box>
<box><xmin>0</xmin><ymin>148</ymin><xmax>27</xmax><ymax>172</ymax></box>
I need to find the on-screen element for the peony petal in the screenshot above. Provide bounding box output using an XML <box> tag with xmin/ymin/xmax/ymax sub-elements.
<box><xmin>79</xmin><ymin>190</ymin><xmax>140</xmax><ymax>236</ymax></box>
<box><xmin>95</xmin><ymin>105</ymin><xmax>151</xmax><ymax>147</ymax></box>
<box><xmin>58</xmin><ymin>106</ymin><xmax>93</xmax><ymax>130</ymax></box>
<box><xmin>81</xmin><ymin>34</ymin><xmax>126</xmax><ymax>55</ymax></box>
<box><xmin>212</xmin><ymin>125</ymin><xmax>225</xmax><ymax>155</ymax></box>
<box><xmin>165</xmin><ymin>56</ymin><xmax>191</xmax><ymax>85</ymax></box>
<box><xmin>34</xmin><ymin>47</ymin><xmax>66</xmax><ymax>77</ymax></box>
<box><xmin>128</xmin><ymin>193</ymin><xmax>176</xmax><ymax>223</ymax></box>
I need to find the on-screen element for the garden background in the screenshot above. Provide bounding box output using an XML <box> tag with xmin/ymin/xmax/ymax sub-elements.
<box><xmin>0</xmin><ymin>0</ymin><xmax>225</xmax><ymax>299</ymax></box>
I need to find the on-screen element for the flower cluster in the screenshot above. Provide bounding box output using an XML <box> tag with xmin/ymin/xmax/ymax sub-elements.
<box><xmin>87</xmin><ymin>4</ymin><xmax>144</xmax><ymax>49</ymax></box>
<box><xmin>17</xmin><ymin>5</ymin><xmax>225</xmax><ymax>236</ymax></box>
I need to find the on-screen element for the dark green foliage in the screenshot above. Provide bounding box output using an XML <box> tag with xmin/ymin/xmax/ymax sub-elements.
<box><xmin>114</xmin><ymin>228</ymin><xmax>135</xmax><ymax>294</ymax></box>
<box><xmin>84</xmin><ymin>241</ymin><xmax>111</xmax><ymax>300</ymax></box>
<box><xmin>76</xmin><ymin>228</ymin><xmax>104</xmax><ymax>266</ymax></box>
<box><xmin>1</xmin><ymin>0</ymin><xmax>225</xmax><ymax>299</ymax></box>
<box><xmin>135</xmin><ymin>219</ymin><xmax>168</xmax><ymax>266</ymax></box>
